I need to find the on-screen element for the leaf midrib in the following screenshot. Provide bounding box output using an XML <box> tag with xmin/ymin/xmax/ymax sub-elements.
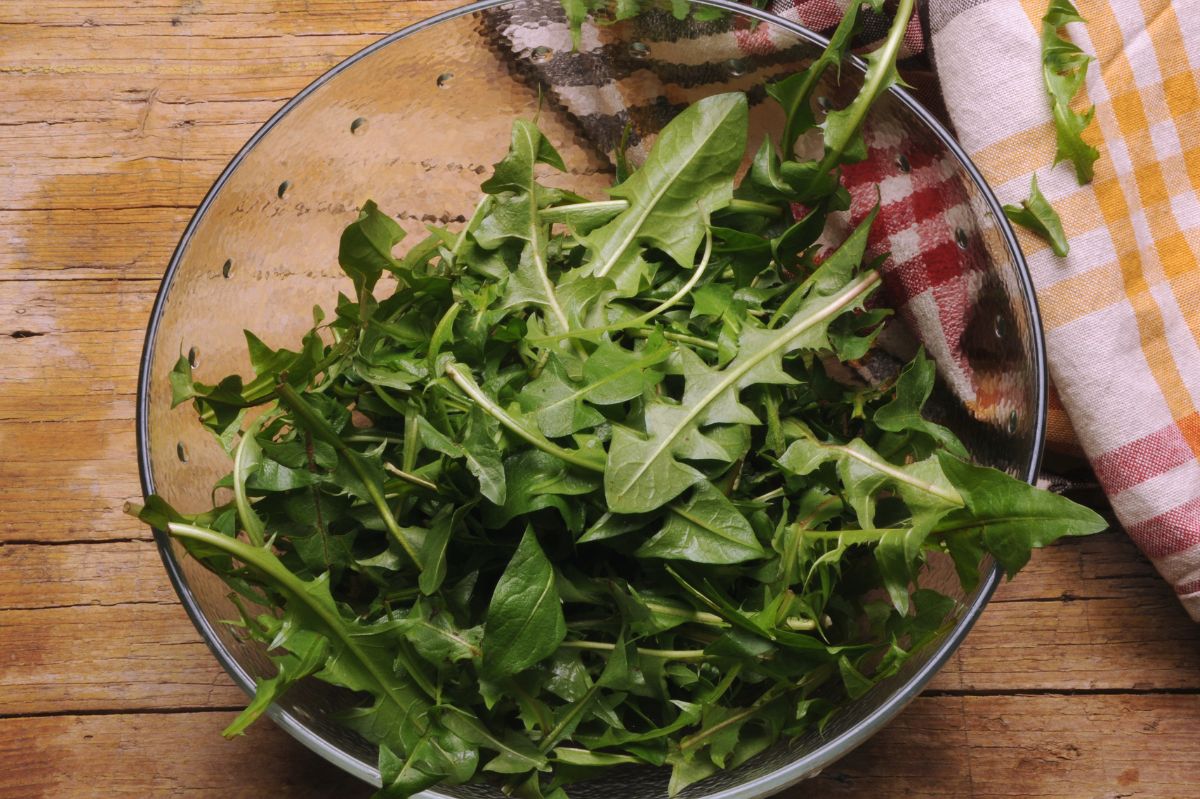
<box><xmin>540</xmin><ymin>344</ymin><xmax>668</xmax><ymax>418</ymax></box>
<box><xmin>593</xmin><ymin>101</ymin><xmax>738</xmax><ymax>279</ymax></box>
<box><xmin>519</xmin><ymin>124</ymin><xmax>572</xmax><ymax>335</ymax></box>
<box><xmin>168</xmin><ymin>523</ymin><xmax>432</xmax><ymax>730</ymax></box>
<box><xmin>616</xmin><ymin>270</ymin><xmax>880</xmax><ymax>491</ymax></box>
<box><xmin>665</xmin><ymin>503</ymin><xmax>758</xmax><ymax>555</ymax></box>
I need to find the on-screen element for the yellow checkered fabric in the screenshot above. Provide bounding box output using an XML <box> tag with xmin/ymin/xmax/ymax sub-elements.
<box><xmin>930</xmin><ymin>0</ymin><xmax>1200</xmax><ymax>618</ymax></box>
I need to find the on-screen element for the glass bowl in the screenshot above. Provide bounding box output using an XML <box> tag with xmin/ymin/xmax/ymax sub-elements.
<box><xmin>137</xmin><ymin>1</ymin><xmax>1046</xmax><ymax>796</ymax></box>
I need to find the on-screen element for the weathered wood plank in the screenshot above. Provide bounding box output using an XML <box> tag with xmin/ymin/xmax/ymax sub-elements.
<box><xmin>0</xmin><ymin>209</ymin><xmax>189</xmax><ymax>281</ymax></box>
<box><xmin>1</xmin><ymin>695</ymin><xmax>1195</xmax><ymax>799</ymax></box>
<box><xmin>0</xmin><ymin>541</ymin><xmax>175</xmax><ymax>610</ymax></box>
<box><xmin>809</xmin><ymin>693</ymin><xmax>1200</xmax><ymax>798</ymax></box>
<box><xmin>0</xmin><ymin>418</ymin><xmax>143</xmax><ymax>543</ymax></box>
<box><xmin>0</xmin><ymin>603</ymin><xmax>245</xmax><ymax>715</ymax></box>
<box><xmin>0</xmin><ymin>711</ymin><xmax>368</xmax><ymax>799</ymax></box>
<box><xmin>0</xmin><ymin>280</ymin><xmax>150</xmax><ymax>422</ymax></box>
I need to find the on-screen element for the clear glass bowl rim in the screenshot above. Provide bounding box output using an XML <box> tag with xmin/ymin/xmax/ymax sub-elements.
<box><xmin>136</xmin><ymin>0</ymin><xmax>1049</xmax><ymax>794</ymax></box>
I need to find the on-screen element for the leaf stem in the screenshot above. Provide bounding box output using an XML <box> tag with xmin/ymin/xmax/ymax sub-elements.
<box><xmin>542</xmin><ymin>198</ymin><xmax>783</xmax><ymax>223</ymax></box>
<box><xmin>232</xmin><ymin>413</ymin><xmax>267</xmax><ymax>547</ymax></box>
<box><xmin>560</xmin><ymin>640</ymin><xmax>709</xmax><ymax>661</ymax></box>
<box><xmin>828</xmin><ymin>442</ymin><xmax>964</xmax><ymax>506</ymax></box>
<box><xmin>382</xmin><ymin>462</ymin><xmax>439</xmax><ymax>492</ymax></box>
<box><xmin>166</xmin><ymin>522</ymin><xmax>438</xmax><ymax>703</ymax></box>
<box><xmin>623</xmin><ymin>269</ymin><xmax>882</xmax><ymax>492</ymax></box>
<box><xmin>529</xmin><ymin>230</ymin><xmax>713</xmax><ymax>345</ymax></box>
<box><xmin>716</xmin><ymin>199</ymin><xmax>785</xmax><ymax>219</ymax></box>
<box><xmin>809</xmin><ymin>0</ymin><xmax>915</xmax><ymax>191</ymax></box>
<box><xmin>622</xmin><ymin>229</ymin><xmax>713</xmax><ymax>326</ymax></box>
<box><xmin>678</xmin><ymin>689</ymin><xmax>784</xmax><ymax>752</ymax></box>
<box><xmin>540</xmin><ymin>199</ymin><xmax>627</xmax><ymax>223</ymax></box>
<box><xmin>538</xmin><ymin>682</ymin><xmax>601</xmax><ymax>754</ymax></box>
<box><xmin>643</xmin><ymin>600</ymin><xmax>728</xmax><ymax>628</ymax></box>
<box><xmin>275</xmin><ymin>383</ymin><xmax>423</xmax><ymax>569</ymax></box>
<box><xmin>653</xmin><ymin>329</ymin><xmax>720</xmax><ymax>352</ymax></box>
<box><xmin>443</xmin><ymin>363</ymin><xmax>605</xmax><ymax>474</ymax></box>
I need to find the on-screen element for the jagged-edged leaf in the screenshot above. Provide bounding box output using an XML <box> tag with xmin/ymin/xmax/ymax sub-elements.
<box><xmin>605</xmin><ymin>214</ymin><xmax>881</xmax><ymax>514</ymax></box>
<box><xmin>1004</xmin><ymin>173</ymin><xmax>1070</xmax><ymax>256</ymax></box>
<box><xmin>873</xmin><ymin>349</ymin><xmax>969</xmax><ymax>458</ymax></box>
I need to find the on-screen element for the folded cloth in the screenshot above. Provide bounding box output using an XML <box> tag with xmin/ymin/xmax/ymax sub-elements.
<box><xmin>487</xmin><ymin>3</ymin><xmax>1018</xmax><ymax>428</ymax></box>
<box><xmin>929</xmin><ymin>0</ymin><xmax>1200</xmax><ymax>620</ymax></box>
<box><xmin>487</xmin><ymin>0</ymin><xmax>1200</xmax><ymax>618</ymax></box>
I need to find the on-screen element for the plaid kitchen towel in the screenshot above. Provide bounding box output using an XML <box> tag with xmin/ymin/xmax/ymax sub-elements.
<box><xmin>487</xmin><ymin>0</ymin><xmax>1200</xmax><ymax>618</ymax></box>
<box><xmin>490</xmin><ymin>3</ymin><xmax>1021</xmax><ymax>431</ymax></box>
<box><xmin>928</xmin><ymin>0</ymin><xmax>1200</xmax><ymax>620</ymax></box>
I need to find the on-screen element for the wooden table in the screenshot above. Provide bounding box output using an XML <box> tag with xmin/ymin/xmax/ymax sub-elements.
<box><xmin>3</xmin><ymin>2</ymin><xmax>1200</xmax><ymax>796</ymax></box>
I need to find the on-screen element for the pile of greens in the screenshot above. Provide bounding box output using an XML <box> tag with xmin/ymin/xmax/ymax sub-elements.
<box><xmin>135</xmin><ymin>4</ymin><xmax>1105</xmax><ymax>798</ymax></box>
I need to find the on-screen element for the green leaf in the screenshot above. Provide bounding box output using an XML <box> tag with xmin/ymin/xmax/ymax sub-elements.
<box><xmin>936</xmin><ymin>452</ymin><xmax>1108</xmax><ymax>576</ymax></box>
<box><xmin>165</xmin><ymin>524</ymin><xmax>437</xmax><ymax>759</ymax></box>
<box><xmin>276</xmin><ymin>384</ymin><xmax>423</xmax><ymax>568</ymax></box>
<box><xmin>606</xmin><ymin>224</ymin><xmax>882</xmax><ymax>514</ymax></box>
<box><xmin>691</xmin><ymin>283</ymin><xmax>735</xmax><ymax>318</ymax></box>
<box><xmin>1042</xmin><ymin>0</ymin><xmax>1099</xmax><ymax>184</ymax></box>
<box><xmin>779</xmin><ymin>436</ymin><xmax>964</xmax><ymax>613</ymax></box>
<box><xmin>837</xmin><ymin>655</ymin><xmax>873</xmax><ymax>699</ymax></box>
<box><xmin>544</xmin><ymin>650</ymin><xmax>592</xmax><ymax>702</ymax></box>
<box><xmin>1004</xmin><ymin>174</ymin><xmax>1070</xmax><ymax>257</ymax></box>
<box><xmin>439</xmin><ymin>707</ymin><xmax>546</xmax><ymax>774</ymax></box>
<box><xmin>223</xmin><ymin>630</ymin><xmax>330</xmax><ymax>738</ymax></box>
<box><xmin>462</xmin><ymin>408</ymin><xmax>507</xmax><ymax>506</ymax></box>
<box><xmin>339</xmin><ymin>200</ymin><xmax>404</xmax><ymax>293</ymax></box>
<box><xmin>475</xmin><ymin>120</ymin><xmax>574</xmax><ymax>336</ymax></box>
<box><xmin>482</xmin><ymin>119</ymin><xmax>565</xmax><ymax>194</ymax></box>
<box><xmin>518</xmin><ymin>356</ymin><xmax>606</xmax><ymax>438</ymax></box>
<box><xmin>637</xmin><ymin>482</ymin><xmax>766</xmax><ymax>564</ymax></box>
<box><xmin>417</xmin><ymin>502</ymin><xmax>473</xmax><ymax>595</ymax></box>
<box><xmin>766</xmin><ymin>2</ymin><xmax>863</xmax><ymax>159</ymax></box>
<box><xmin>873</xmin><ymin>349</ymin><xmax>970</xmax><ymax>457</ymax></box>
<box><xmin>485</xmin><ymin>451</ymin><xmax>600</xmax><ymax>532</ymax></box>
<box><xmin>584</xmin><ymin>93</ymin><xmax>748</xmax><ymax>293</ymax></box>
<box><xmin>398</xmin><ymin>598</ymin><xmax>483</xmax><ymax>664</ymax></box>
<box><xmin>577</xmin><ymin>511</ymin><xmax>655</xmax><ymax>544</ymax></box>
<box><xmin>482</xmin><ymin>527</ymin><xmax>567</xmax><ymax>677</ymax></box>
<box><xmin>797</xmin><ymin>0</ymin><xmax>915</xmax><ymax>198</ymax></box>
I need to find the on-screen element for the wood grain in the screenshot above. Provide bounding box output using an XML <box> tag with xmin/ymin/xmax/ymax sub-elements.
<box><xmin>3</xmin><ymin>0</ymin><xmax>1199</xmax><ymax>797</ymax></box>
<box><xmin>2</xmin><ymin>694</ymin><xmax>1197</xmax><ymax>799</ymax></box>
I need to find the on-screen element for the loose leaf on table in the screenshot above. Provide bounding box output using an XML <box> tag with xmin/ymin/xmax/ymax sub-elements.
<box><xmin>1041</xmin><ymin>0</ymin><xmax>1099</xmax><ymax>184</ymax></box>
<box><xmin>1004</xmin><ymin>173</ymin><xmax>1070</xmax><ymax>256</ymax></box>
